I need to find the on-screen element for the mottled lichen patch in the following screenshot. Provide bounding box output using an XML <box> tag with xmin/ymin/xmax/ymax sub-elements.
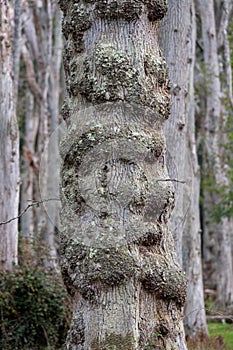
<box><xmin>62</xmin><ymin>3</ymin><xmax>92</xmax><ymax>52</ymax></box>
<box><xmin>62</xmin><ymin>245</ymin><xmax>138</xmax><ymax>300</ymax></box>
<box><xmin>91</xmin><ymin>332</ymin><xmax>135</xmax><ymax>350</ymax></box>
<box><xmin>66</xmin><ymin>312</ymin><xmax>85</xmax><ymax>347</ymax></box>
<box><xmin>136</xmin><ymin>227</ymin><xmax>163</xmax><ymax>246</ymax></box>
<box><xmin>61</xmin><ymin>99</ymin><xmax>70</xmax><ymax>123</ymax></box>
<box><xmin>146</xmin><ymin>0</ymin><xmax>168</xmax><ymax>21</ymax></box>
<box><xmin>144</xmin><ymin>53</ymin><xmax>169</xmax><ymax>88</ymax></box>
<box><xmin>69</xmin><ymin>46</ymin><xmax>170</xmax><ymax>115</ymax></box>
<box><xmin>76</xmin><ymin>45</ymin><xmax>143</xmax><ymax>103</ymax></box>
<box><xmin>141</xmin><ymin>258</ymin><xmax>187</xmax><ymax>306</ymax></box>
<box><xmin>94</xmin><ymin>0</ymin><xmax>143</xmax><ymax>21</ymax></box>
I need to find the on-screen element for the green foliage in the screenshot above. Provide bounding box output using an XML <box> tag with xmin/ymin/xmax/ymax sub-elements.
<box><xmin>208</xmin><ymin>322</ymin><xmax>233</xmax><ymax>348</ymax></box>
<box><xmin>187</xmin><ymin>322</ymin><xmax>233</xmax><ymax>349</ymax></box>
<box><xmin>209</xmin><ymin>109</ymin><xmax>233</xmax><ymax>222</ymax></box>
<box><xmin>0</xmin><ymin>265</ymin><xmax>71</xmax><ymax>350</ymax></box>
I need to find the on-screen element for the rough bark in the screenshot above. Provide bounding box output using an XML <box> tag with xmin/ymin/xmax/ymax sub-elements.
<box><xmin>59</xmin><ymin>1</ymin><xmax>187</xmax><ymax>349</ymax></box>
<box><xmin>12</xmin><ymin>0</ymin><xmax>22</xmax><ymax>101</ymax></box>
<box><xmin>19</xmin><ymin>0</ymin><xmax>62</xmax><ymax>267</ymax></box>
<box><xmin>159</xmin><ymin>0</ymin><xmax>207</xmax><ymax>339</ymax></box>
<box><xmin>196</xmin><ymin>0</ymin><xmax>233</xmax><ymax>310</ymax></box>
<box><xmin>0</xmin><ymin>0</ymin><xmax>20</xmax><ymax>270</ymax></box>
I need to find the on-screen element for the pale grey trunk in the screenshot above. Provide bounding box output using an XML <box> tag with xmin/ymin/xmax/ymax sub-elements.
<box><xmin>215</xmin><ymin>0</ymin><xmax>233</xmax><ymax>310</ymax></box>
<box><xmin>59</xmin><ymin>1</ymin><xmax>187</xmax><ymax>349</ymax></box>
<box><xmin>44</xmin><ymin>8</ymin><xmax>63</xmax><ymax>266</ymax></box>
<box><xmin>19</xmin><ymin>1</ymin><xmax>62</xmax><ymax>267</ymax></box>
<box><xmin>196</xmin><ymin>0</ymin><xmax>233</xmax><ymax>309</ymax></box>
<box><xmin>159</xmin><ymin>0</ymin><xmax>207</xmax><ymax>339</ymax></box>
<box><xmin>0</xmin><ymin>0</ymin><xmax>20</xmax><ymax>270</ymax></box>
<box><xmin>12</xmin><ymin>0</ymin><xmax>21</xmax><ymax>101</ymax></box>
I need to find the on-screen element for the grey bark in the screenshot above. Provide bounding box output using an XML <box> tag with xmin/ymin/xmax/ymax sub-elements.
<box><xmin>0</xmin><ymin>0</ymin><xmax>20</xmax><ymax>270</ymax></box>
<box><xmin>13</xmin><ymin>0</ymin><xmax>22</xmax><ymax>101</ymax></box>
<box><xmin>196</xmin><ymin>0</ymin><xmax>233</xmax><ymax>310</ymax></box>
<box><xmin>159</xmin><ymin>0</ymin><xmax>207</xmax><ymax>338</ymax></box>
<box><xmin>59</xmin><ymin>1</ymin><xmax>187</xmax><ymax>349</ymax></box>
<box><xmin>19</xmin><ymin>1</ymin><xmax>62</xmax><ymax>267</ymax></box>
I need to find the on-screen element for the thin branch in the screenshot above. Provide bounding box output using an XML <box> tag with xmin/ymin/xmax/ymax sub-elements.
<box><xmin>0</xmin><ymin>199</ymin><xmax>59</xmax><ymax>226</ymax></box>
<box><xmin>156</xmin><ymin>178</ymin><xmax>186</xmax><ymax>184</ymax></box>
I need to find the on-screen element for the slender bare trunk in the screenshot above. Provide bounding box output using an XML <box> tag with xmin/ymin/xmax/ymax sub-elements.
<box><xmin>196</xmin><ymin>0</ymin><xmax>233</xmax><ymax>309</ymax></box>
<box><xmin>159</xmin><ymin>0</ymin><xmax>208</xmax><ymax>339</ymax></box>
<box><xmin>19</xmin><ymin>1</ymin><xmax>62</xmax><ymax>267</ymax></box>
<box><xmin>0</xmin><ymin>0</ymin><xmax>20</xmax><ymax>270</ymax></box>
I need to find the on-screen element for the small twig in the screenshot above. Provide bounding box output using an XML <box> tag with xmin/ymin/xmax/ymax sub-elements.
<box><xmin>156</xmin><ymin>178</ymin><xmax>186</xmax><ymax>184</ymax></box>
<box><xmin>0</xmin><ymin>198</ymin><xmax>60</xmax><ymax>226</ymax></box>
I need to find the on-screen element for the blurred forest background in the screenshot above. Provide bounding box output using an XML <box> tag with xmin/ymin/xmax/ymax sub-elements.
<box><xmin>1</xmin><ymin>0</ymin><xmax>233</xmax><ymax>349</ymax></box>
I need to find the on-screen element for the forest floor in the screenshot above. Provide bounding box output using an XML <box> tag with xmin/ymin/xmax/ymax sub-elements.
<box><xmin>187</xmin><ymin>322</ymin><xmax>233</xmax><ymax>349</ymax></box>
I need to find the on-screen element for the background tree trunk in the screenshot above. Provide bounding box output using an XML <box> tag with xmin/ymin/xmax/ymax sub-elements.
<box><xmin>196</xmin><ymin>0</ymin><xmax>233</xmax><ymax>310</ymax></box>
<box><xmin>0</xmin><ymin>0</ymin><xmax>20</xmax><ymax>270</ymax></box>
<box><xmin>59</xmin><ymin>1</ymin><xmax>187</xmax><ymax>349</ymax></box>
<box><xmin>19</xmin><ymin>0</ymin><xmax>62</xmax><ymax>267</ymax></box>
<box><xmin>159</xmin><ymin>0</ymin><xmax>208</xmax><ymax>339</ymax></box>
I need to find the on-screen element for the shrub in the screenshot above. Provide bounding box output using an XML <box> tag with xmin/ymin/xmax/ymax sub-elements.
<box><xmin>0</xmin><ymin>265</ymin><xmax>71</xmax><ymax>350</ymax></box>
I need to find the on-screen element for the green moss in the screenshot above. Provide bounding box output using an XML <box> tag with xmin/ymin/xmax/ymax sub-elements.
<box><xmin>91</xmin><ymin>332</ymin><xmax>135</xmax><ymax>350</ymax></box>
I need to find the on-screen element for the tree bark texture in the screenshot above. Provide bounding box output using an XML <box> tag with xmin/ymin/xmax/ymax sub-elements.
<box><xmin>159</xmin><ymin>0</ymin><xmax>207</xmax><ymax>339</ymax></box>
<box><xmin>59</xmin><ymin>1</ymin><xmax>187</xmax><ymax>349</ymax></box>
<box><xmin>196</xmin><ymin>0</ymin><xmax>233</xmax><ymax>310</ymax></box>
<box><xmin>0</xmin><ymin>0</ymin><xmax>20</xmax><ymax>270</ymax></box>
<box><xmin>19</xmin><ymin>0</ymin><xmax>62</xmax><ymax>267</ymax></box>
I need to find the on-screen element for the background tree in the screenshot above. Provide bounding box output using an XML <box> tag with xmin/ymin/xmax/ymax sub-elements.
<box><xmin>159</xmin><ymin>0</ymin><xmax>208</xmax><ymax>339</ymax></box>
<box><xmin>59</xmin><ymin>0</ymin><xmax>187</xmax><ymax>349</ymax></box>
<box><xmin>0</xmin><ymin>0</ymin><xmax>20</xmax><ymax>271</ymax></box>
<box><xmin>195</xmin><ymin>0</ymin><xmax>233</xmax><ymax>310</ymax></box>
<box><xmin>19</xmin><ymin>0</ymin><xmax>62</xmax><ymax>267</ymax></box>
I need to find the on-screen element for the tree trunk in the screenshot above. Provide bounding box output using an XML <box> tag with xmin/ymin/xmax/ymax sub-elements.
<box><xmin>0</xmin><ymin>0</ymin><xmax>20</xmax><ymax>270</ymax></box>
<box><xmin>196</xmin><ymin>0</ymin><xmax>233</xmax><ymax>310</ymax></box>
<box><xmin>159</xmin><ymin>0</ymin><xmax>207</xmax><ymax>339</ymax></box>
<box><xmin>12</xmin><ymin>0</ymin><xmax>22</xmax><ymax>101</ymax></box>
<box><xmin>59</xmin><ymin>1</ymin><xmax>187</xmax><ymax>349</ymax></box>
<box><xmin>19</xmin><ymin>0</ymin><xmax>62</xmax><ymax>267</ymax></box>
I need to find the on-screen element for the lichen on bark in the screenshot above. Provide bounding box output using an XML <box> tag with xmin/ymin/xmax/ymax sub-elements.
<box><xmin>59</xmin><ymin>0</ymin><xmax>187</xmax><ymax>348</ymax></box>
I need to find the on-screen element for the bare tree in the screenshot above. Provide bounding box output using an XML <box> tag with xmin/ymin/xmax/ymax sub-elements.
<box><xmin>196</xmin><ymin>0</ymin><xmax>233</xmax><ymax>310</ymax></box>
<box><xmin>159</xmin><ymin>0</ymin><xmax>208</xmax><ymax>339</ymax></box>
<box><xmin>0</xmin><ymin>0</ymin><xmax>20</xmax><ymax>270</ymax></box>
<box><xmin>19</xmin><ymin>0</ymin><xmax>62</xmax><ymax>267</ymax></box>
